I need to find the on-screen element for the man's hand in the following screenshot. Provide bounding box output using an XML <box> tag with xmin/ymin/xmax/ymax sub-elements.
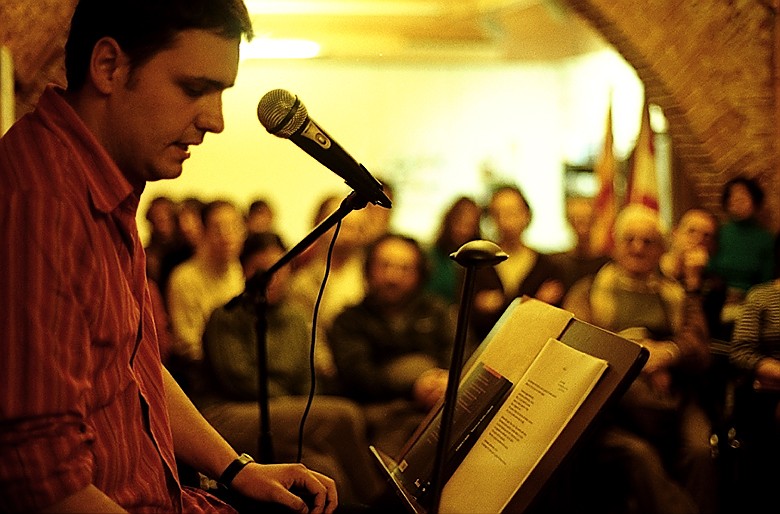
<box><xmin>754</xmin><ymin>357</ymin><xmax>780</xmax><ymax>392</ymax></box>
<box><xmin>231</xmin><ymin>463</ymin><xmax>338</xmax><ymax>514</ymax></box>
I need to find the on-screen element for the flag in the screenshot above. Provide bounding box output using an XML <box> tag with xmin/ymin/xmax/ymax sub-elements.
<box><xmin>590</xmin><ymin>98</ymin><xmax>617</xmax><ymax>256</ymax></box>
<box><xmin>625</xmin><ymin>99</ymin><xmax>659</xmax><ymax>211</ymax></box>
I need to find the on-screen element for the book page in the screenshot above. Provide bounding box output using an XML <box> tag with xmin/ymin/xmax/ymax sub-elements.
<box><xmin>465</xmin><ymin>298</ymin><xmax>573</xmax><ymax>384</ymax></box>
<box><xmin>440</xmin><ymin>337</ymin><xmax>608</xmax><ymax>513</ymax></box>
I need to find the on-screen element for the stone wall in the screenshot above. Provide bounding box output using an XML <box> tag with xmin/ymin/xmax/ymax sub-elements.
<box><xmin>567</xmin><ymin>0</ymin><xmax>779</xmax><ymax>228</ymax></box>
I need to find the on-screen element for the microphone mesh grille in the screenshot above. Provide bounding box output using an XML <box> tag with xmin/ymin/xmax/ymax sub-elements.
<box><xmin>257</xmin><ymin>89</ymin><xmax>308</xmax><ymax>138</ymax></box>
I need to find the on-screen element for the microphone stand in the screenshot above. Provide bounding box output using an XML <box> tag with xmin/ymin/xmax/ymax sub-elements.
<box><xmin>229</xmin><ymin>190</ymin><xmax>374</xmax><ymax>463</ymax></box>
<box><xmin>428</xmin><ymin>240</ymin><xmax>507</xmax><ymax>514</ymax></box>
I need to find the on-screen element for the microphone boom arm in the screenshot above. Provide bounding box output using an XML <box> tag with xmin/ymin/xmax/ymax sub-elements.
<box><xmin>230</xmin><ymin>190</ymin><xmax>373</xmax><ymax>463</ymax></box>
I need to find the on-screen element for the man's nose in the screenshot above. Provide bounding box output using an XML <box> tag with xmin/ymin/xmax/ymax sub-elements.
<box><xmin>197</xmin><ymin>95</ymin><xmax>225</xmax><ymax>134</ymax></box>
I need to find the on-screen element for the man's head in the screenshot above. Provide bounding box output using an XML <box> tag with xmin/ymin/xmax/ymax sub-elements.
<box><xmin>200</xmin><ymin>200</ymin><xmax>246</xmax><ymax>265</ymax></box>
<box><xmin>313</xmin><ymin>195</ymin><xmax>368</xmax><ymax>252</ymax></box>
<box><xmin>246</xmin><ymin>198</ymin><xmax>275</xmax><ymax>235</ymax></box>
<box><xmin>565</xmin><ymin>196</ymin><xmax>595</xmax><ymax>244</ymax></box>
<box><xmin>364</xmin><ymin>234</ymin><xmax>428</xmax><ymax>308</ymax></box>
<box><xmin>65</xmin><ymin>0</ymin><xmax>253</xmax><ymax>92</ymax></box>
<box><xmin>671</xmin><ymin>208</ymin><xmax>718</xmax><ymax>255</ymax></box>
<box><xmin>145</xmin><ymin>196</ymin><xmax>178</xmax><ymax>242</ymax></box>
<box><xmin>63</xmin><ymin>0</ymin><xmax>253</xmax><ymax>185</ymax></box>
<box><xmin>240</xmin><ymin>232</ymin><xmax>288</xmax><ymax>305</ymax></box>
<box><xmin>612</xmin><ymin>204</ymin><xmax>667</xmax><ymax>278</ymax></box>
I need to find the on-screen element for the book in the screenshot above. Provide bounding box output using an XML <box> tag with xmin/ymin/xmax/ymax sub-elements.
<box><xmin>439</xmin><ymin>336</ymin><xmax>608</xmax><ymax>513</ymax></box>
<box><xmin>392</xmin><ymin>362</ymin><xmax>514</xmax><ymax>505</ymax></box>
<box><xmin>380</xmin><ymin>298</ymin><xmax>612</xmax><ymax>513</ymax></box>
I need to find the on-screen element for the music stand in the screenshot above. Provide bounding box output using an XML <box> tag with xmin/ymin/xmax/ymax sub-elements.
<box><xmin>429</xmin><ymin>240</ymin><xmax>507</xmax><ymax>513</ymax></box>
<box><xmin>371</xmin><ymin>298</ymin><xmax>649</xmax><ymax>513</ymax></box>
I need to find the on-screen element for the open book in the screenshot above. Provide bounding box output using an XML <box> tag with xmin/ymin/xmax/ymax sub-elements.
<box><xmin>372</xmin><ymin>297</ymin><xmax>645</xmax><ymax>514</ymax></box>
<box><xmin>438</xmin><ymin>336</ymin><xmax>607</xmax><ymax>512</ymax></box>
<box><xmin>391</xmin><ymin>361</ymin><xmax>514</xmax><ymax>505</ymax></box>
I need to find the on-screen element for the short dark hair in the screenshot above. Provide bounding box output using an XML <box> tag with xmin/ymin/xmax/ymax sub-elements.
<box><xmin>240</xmin><ymin>232</ymin><xmax>286</xmax><ymax>268</ymax></box>
<box><xmin>364</xmin><ymin>233</ymin><xmax>430</xmax><ymax>285</ymax></box>
<box><xmin>721</xmin><ymin>175</ymin><xmax>765</xmax><ymax>211</ymax></box>
<box><xmin>488</xmin><ymin>183</ymin><xmax>533</xmax><ymax>220</ymax></box>
<box><xmin>200</xmin><ymin>199</ymin><xmax>237</xmax><ymax>227</ymax></box>
<box><xmin>65</xmin><ymin>0</ymin><xmax>254</xmax><ymax>90</ymax></box>
<box><xmin>248</xmin><ymin>198</ymin><xmax>272</xmax><ymax>214</ymax></box>
<box><xmin>145</xmin><ymin>195</ymin><xmax>176</xmax><ymax>222</ymax></box>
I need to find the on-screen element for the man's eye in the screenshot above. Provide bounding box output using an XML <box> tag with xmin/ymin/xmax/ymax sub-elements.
<box><xmin>182</xmin><ymin>84</ymin><xmax>205</xmax><ymax>97</ymax></box>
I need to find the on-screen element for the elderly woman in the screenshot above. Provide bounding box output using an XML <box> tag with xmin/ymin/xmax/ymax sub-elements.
<box><xmin>563</xmin><ymin>204</ymin><xmax>716</xmax><ymax>514</ymax></box>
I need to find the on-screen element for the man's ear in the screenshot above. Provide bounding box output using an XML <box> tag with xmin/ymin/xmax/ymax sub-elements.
<box><xmin>88</xmin><ymin>37</ymin><xmax>129</xmax><ymax>94</ymax></box>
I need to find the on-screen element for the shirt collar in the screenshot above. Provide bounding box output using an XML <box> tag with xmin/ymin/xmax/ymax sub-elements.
<box><xmin>36</xmin><ymin>85</ymin><xmax>137</xmax><ymax>214</ymax></box>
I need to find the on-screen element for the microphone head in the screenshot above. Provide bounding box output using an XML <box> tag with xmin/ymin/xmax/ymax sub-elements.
<box><xmin>257</xmin><ymin>89</ymin><xmax>308</xmax><ymax>138</ymax></box>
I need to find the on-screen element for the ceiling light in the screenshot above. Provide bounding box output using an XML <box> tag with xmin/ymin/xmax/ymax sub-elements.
<box><xmin>240</xmin><ymin>38</ymin><xmax>321</xmax><ymax>59</ymax></box>
<box><xmin>244</xmin><ymin>0</ymin><xmax>442</xmax><ymax>16</ymax></box>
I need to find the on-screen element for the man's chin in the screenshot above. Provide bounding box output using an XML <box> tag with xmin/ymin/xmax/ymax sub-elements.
<box><xmin>148</xmin><ymin>165</ymin><xmax>185</xmax><ymax>182</ymax></box>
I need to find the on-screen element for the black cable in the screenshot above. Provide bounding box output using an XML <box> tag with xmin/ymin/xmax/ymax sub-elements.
<box><xmin>296</xmin><ymin>219</ymin><xmax>342</xmax><ymax>463</ymax></box>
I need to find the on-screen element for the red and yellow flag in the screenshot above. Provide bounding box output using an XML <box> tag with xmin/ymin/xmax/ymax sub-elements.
<box><xmin>625</xmin><ymin>99</ymin><xmax>659</xmax><ymax>211</ymax></box>
<box><xmin>590</xmin><ymin>98</ymin><xmax>617</xmax><ymax>256</ymax></box>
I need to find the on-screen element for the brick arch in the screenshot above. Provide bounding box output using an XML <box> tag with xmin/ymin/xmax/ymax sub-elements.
<box><xmin>566</xmin><ymin>0</ymin><xmax>779</xmax><ymax>229</ymax></box>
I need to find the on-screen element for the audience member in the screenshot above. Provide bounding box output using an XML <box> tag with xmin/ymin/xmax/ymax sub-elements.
<box><xmin>563</xmin><ymin>204</ymin><xmax>717</xmax><ymax>514</ymax></box>
<box><xmin>178</xmin><ymin>196</ymin><xmax>208</xmax><ymax>249</ymax></box>
<box><xmin>327</xmin><ymin>233</ymin><xmax>464</xmax><ymax>457</ymax></box>
<box><xmin>0</xmin><ymin>0</ymin><xmax>338</xmax><ymax>511</ymax></box>
<box><xmin>363</xmin><ymin>178</ymin><xmax>394</xmax><ymax>246</ymax></box>
<box><xmin>154</xmin><ymin>196</ymin><xmax>207</xmax><ymax>302</ymax></box>
<box><xmin>472</xmin><ymin>184</ymin><xmax>566</xmax><ymax>339</ymax></box>
<box><xmin>197</xmin><ymin>232</ymin><xmax>386</xmax><ymax>505</ymax></box>
<box><xmin>144</xmin><ymin>195</ymin><xmax>181</xmax><ymax>283</ymax></box>
<box><xmin>167</xmin><ymin>199</ymin><xmax>246</xmax><ymax>389</ymax></box>
<box><xmin>775</xmin><ymin>233</ymin><xmax>780</xmax><ymax>281</ymax></box>
<box><xmin>425</xmin><ymin>195</ymin><xmax>483</xmax><ymax>306</ymax></box>
<box><xmin>660</xmin><ymin>208</ymin><xmax>727</xmax><ymax>339</ymax></box>
<box><xmin>288</xmin><ymin>194</ymin><xmax>370</xmax><ymax>390</ymax></box>
<box><xmin>728</xmin><ymin>278</ymin><xmax>780</xmax><ymax>514</ymax></box>
<box><xmin>549</xmin><ymin>195</ymin><xmax>610</xmax><ymax>293</ymax></box>
<box><xmin>659</xmin><ymin>207</ymin><xmax>733</xmax><ymax>456</ymax></box>
<box><xmin>708</xmin><ymin>176</ymin><xmax>775</xmax><ymax>334</ymax></box>
<box><xmin>246</xmin><ymin>198</ymin><xmax>275</xmax><ymax>235</ymax></box>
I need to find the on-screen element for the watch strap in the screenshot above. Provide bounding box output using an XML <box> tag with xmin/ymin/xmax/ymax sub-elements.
<box><xmin>218</xmin><ymin>453</ymin><xmax>255</xmax><ymax>488</ymax></box>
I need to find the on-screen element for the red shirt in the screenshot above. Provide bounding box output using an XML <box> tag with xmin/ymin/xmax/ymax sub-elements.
<box><xmin>0</xmin><ymin>86</ymin><xmax>230</xmax><ymax>512</ymax></box>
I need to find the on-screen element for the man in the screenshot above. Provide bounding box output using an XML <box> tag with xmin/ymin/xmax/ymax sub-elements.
<box><xmin>563</xmin><ymin>204</ymin><xmax>717</xmax><ymax>514</ymax></box>
<box><xmin>0</xmin><ymin>1</ymin><xmax>337</xmax><ymax>512</ymax></box>
<box><xmin>167</xmin><ymin>200</ymin><xmax>246</xmax><ymax>371</ymax></box>
<box><xmin>660</xmin><ymin>207</ymin><xmax>727</xmax><ymax>338</ymax></box>
<box><xmin>327</xmin><ymin>233</ymin><xmax>463</xmax><ymax>456</ymax></box>
<box><xmin>199</xmin><ymin>233</ymin><xmax>387</xmax><ymax>506</ymax></box>
<box><xmin>549</xmin><ymin>195</ymin><xmax>610</xmax><ymax>294</ymax></box>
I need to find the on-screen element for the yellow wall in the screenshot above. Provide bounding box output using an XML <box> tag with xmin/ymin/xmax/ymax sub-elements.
<box><xmin>139</xmin><ymin>49</ymin><xmax>645</xmax><ymax>252</ymax></box>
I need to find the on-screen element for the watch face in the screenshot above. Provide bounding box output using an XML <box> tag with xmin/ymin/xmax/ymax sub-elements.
<box><xmin>238</xmin><ymin>453</ymin><xmax>255</xmax><ymax>464</ymax></box>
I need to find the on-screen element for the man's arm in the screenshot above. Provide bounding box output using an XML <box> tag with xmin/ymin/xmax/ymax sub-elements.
<box><xmin>163</xmin><ymin>366</ymin><xmax>237</xmax><ymax>478</ymax></box>
<box><xmin>162</xmin><ymin>368</ymin><xmax>338</xmax><ymax>513</ymax></box>
<box><xmin>41</xmin><ymin>485</ymin><xmax>127</xmax><ymax>513</ymax></box>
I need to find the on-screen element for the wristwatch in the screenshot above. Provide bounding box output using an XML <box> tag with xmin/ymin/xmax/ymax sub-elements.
<box><xmin>218</xmin><ymin>453</ymin><xmax>255</xmax><ymax>489</ymax></box>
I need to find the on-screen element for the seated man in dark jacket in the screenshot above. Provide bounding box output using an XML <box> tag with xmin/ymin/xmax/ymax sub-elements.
<box><xmin>196</xmin><ymin>232</ymin><xmax>385</xmax><ymax>505</ymax></box>
<box><xmin>328</xmin><ymin>233</ymin><xmax>470</xmax><ymax>457</ymax></box>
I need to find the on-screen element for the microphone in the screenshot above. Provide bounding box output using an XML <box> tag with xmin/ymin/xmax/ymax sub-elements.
<box><xmin>257</xmin><ymin>89</ymin><xmax>392</xmax><ymax>208</ymax></box>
